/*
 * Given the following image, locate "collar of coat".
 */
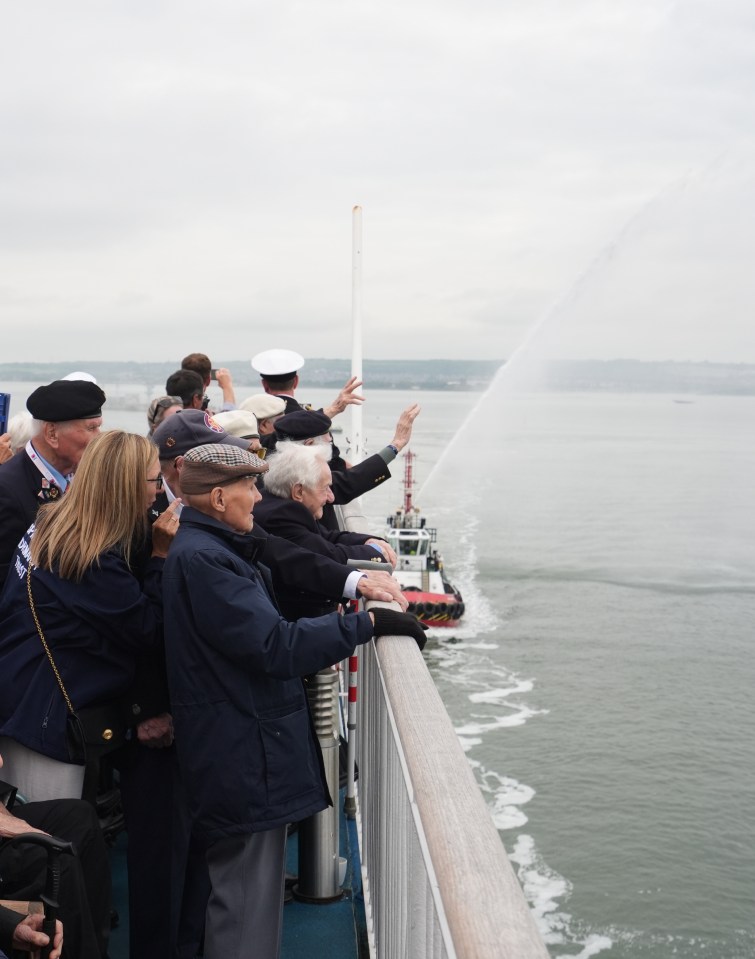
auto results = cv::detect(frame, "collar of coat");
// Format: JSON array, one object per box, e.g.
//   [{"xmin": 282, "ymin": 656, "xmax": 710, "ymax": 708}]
[{"xmin": 177, "ymin": 506, "xmax": 265, "ymax": 564}]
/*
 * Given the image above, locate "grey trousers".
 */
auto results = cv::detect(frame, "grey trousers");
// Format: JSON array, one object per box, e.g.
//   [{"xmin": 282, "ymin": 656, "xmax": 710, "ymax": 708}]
[{"xmin": 204, "ymin": 825, "xmax": 287, "ymax": 959}]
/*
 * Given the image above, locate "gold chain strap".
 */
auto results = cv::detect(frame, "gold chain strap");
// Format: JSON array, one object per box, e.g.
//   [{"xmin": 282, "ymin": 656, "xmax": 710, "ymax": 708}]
[{"xmin": 26, "ymin": 565, "xmax": 76, "ymax": 715}]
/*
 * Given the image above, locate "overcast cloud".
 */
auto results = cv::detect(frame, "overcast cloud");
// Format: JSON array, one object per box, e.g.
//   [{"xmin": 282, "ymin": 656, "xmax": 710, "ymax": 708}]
[{"xmin": 2, "ymin": 0, "xmax": 755, "ymax": 364}]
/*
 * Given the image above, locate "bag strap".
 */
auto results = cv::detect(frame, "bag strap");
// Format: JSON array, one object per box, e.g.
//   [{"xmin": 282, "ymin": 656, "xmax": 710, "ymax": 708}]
[{"xmin": 26, "ymin": 565, "xmax": 76, "ymax": 716}]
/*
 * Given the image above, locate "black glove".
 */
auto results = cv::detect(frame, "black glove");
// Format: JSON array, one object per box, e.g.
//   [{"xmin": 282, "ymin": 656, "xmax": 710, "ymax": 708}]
[{"xmin": 371, "ymin": 608, "xmax": 428, "ymax": 651}]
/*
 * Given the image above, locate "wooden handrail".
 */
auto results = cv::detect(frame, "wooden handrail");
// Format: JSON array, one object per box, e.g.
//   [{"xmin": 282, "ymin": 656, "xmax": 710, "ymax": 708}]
[{"xmin": 343, "ymin": 502, "xmax": 547, "ymax": 959}]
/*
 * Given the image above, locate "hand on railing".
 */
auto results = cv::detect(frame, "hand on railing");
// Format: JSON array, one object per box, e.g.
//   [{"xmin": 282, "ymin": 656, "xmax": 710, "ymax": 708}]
[
  {"xmin": 370, "ymin": 608, "xmax": 428, "ymax": 651},
  {"xmin": 356, "ymin": 570, "xmax": 407, "ymax": 609}
]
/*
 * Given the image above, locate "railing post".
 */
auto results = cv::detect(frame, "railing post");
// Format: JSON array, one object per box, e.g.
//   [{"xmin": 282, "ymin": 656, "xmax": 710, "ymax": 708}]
[
  {"xmin": 295, "ymin": 668, "xmax": 343, "ymax": 902},
  {"xmin": 343, "ymin": 601, "xmax": 360, "ymax": 819}
]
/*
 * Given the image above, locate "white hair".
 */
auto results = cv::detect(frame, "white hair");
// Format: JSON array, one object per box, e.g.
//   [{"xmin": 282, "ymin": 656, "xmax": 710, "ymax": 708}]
[
  {"xmin": 8, "ymin": 411, "xmax": 34, "ymax": 451},
  {"xmin": 30, "ymin": 417, "xmax": 81, "ymax": 439},
  {"xmin": 264, "ymin": 441, "xmax": 330, "ymax": 499}
]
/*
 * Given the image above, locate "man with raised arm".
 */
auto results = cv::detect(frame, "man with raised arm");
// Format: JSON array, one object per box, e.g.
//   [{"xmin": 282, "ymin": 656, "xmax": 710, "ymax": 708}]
[
  {"xmin": 251, "ymin": 349, "xmax": 364, "ymax": 419},
  {"xmin": 151, "ymin": 409, "xmax": 406, "ymax": 609},
  {"xmin": 181, "ymin": 352, "xmax": 237, "ymax": 411}
]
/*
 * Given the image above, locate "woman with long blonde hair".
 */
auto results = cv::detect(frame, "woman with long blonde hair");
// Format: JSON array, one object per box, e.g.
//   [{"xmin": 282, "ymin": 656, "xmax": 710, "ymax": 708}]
[{"xmin": 0, "ymin": 429, "xmax": 179, "ymax": 802}]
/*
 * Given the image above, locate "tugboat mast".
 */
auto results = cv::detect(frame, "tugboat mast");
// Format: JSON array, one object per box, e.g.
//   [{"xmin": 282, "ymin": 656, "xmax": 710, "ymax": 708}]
[{"xmin": 403, "ymin": 450, "xmax": 416, "ymax": 516}]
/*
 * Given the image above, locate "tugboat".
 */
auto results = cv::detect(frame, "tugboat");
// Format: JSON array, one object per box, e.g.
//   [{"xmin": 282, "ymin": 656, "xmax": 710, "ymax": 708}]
[{"xmin": 385, "ymin": 451, "xmax": 465, "ymax": 627}]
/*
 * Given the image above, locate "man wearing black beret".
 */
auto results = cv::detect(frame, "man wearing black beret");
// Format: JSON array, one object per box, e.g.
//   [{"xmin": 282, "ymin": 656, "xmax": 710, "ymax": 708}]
[
  {"xmin": 0, "ymin": 379, "xmax": 105, "ymax": 587},
  {"xmin": 272, "ymin": 404, "xmax": 421, "ymax": 529}
]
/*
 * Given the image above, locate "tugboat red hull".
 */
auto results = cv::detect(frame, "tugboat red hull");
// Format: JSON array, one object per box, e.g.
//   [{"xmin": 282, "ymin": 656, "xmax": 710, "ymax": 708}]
[{"xmin": 402, "ymin": 588, "xmax": 465, "ymax": 627}]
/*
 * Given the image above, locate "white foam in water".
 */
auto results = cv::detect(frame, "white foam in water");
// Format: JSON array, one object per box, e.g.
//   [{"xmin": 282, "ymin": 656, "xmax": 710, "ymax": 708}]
[
  {"xmin": 478, "ymin": 767, "xmax": 535, "ymax": 829},
  {"xmin": 509, "ymin": 835, "xmax": 614, "ymax": 956},
  {"xmin": 557, "ymin": 935, "xmax": 614, "ymax": 959},
  {"xmin": 468, "ymin": 679, "xmax": 534, "ymax": 703},
  {"xmin": 455, "ymin": 704, "xmax": 545, "ymax": 735}
]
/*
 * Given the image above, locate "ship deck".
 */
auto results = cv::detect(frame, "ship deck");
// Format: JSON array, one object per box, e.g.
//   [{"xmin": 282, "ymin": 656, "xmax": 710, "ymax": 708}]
[{"xmin": 108, "ymin": 788, "xmax": 367, "ymax": 959}]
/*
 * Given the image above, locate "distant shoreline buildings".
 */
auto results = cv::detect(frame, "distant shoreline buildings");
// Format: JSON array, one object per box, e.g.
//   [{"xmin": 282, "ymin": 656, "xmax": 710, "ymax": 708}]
[{"xmin": 2, "ymin": 358, "xmax": 755, "ymax": 409}]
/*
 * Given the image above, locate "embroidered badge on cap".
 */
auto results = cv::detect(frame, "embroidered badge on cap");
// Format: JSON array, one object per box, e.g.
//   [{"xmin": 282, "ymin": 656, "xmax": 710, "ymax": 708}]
[{"xmin": 204, "ymin": 411, "xmax": 224, "ymax": 434}]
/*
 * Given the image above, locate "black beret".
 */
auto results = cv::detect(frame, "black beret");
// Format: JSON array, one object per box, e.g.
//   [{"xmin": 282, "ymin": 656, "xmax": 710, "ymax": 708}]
[
  {"xmin": 26, "ymin": 380, "xmax": 106, "ymax": 422},
  {"xmin": 275, "ymin": 409, "xmax": 332, "ymax": 441}
]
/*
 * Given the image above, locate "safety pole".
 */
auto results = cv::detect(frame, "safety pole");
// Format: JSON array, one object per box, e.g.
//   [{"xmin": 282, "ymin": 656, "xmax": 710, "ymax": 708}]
[
  {"xmin": 350, "ymin": 205, "xmax": 364, "ymax": 464},
  {"xmin": 296, "ymin": 669, "xmax": 343, "ymax": 902},
  {"xmin": 343, "ymin": 640, "xmax": 359, "ymax": 819}
]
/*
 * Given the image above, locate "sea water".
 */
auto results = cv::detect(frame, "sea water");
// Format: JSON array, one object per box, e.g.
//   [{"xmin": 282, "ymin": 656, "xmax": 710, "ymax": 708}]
[
  {"xmin": 4, "ymin": 381, "xmax": 753, "ymax": 957},
  {"xmin": 364, "ymin": 387, "xmax": 755, "ymax": 959}
]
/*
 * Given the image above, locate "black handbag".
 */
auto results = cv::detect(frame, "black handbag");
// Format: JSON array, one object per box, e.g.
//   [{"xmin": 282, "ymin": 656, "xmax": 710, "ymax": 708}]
[{"xmin": 27, "ymin": 566, "xmax": 128, "ymax": 764}]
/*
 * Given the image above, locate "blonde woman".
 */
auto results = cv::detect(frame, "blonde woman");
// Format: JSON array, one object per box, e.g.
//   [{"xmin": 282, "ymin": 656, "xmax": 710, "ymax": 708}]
[{"xmin": 0, "ymin": 429, "xmax": 179, "ymax": 802}]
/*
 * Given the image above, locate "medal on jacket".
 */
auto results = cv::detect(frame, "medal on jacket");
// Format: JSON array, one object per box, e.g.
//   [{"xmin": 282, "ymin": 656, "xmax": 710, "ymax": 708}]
[{"xmin": 25, "ymin": 440, "xmax": 68, "ymax": 501}]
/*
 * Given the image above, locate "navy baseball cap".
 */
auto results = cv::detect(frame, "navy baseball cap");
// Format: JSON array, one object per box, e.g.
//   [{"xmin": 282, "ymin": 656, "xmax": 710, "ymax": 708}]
[{"xmin": 151, "ymin": 409, "xmax": 250, "ymax": 459}]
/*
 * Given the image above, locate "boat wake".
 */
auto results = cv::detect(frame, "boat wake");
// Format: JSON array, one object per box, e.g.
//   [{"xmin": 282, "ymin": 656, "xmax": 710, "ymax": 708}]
[
  {"xmin": 425, "ymin": 584, "xmax": 619, "ymax": 959},
  {"xmin": 510, "ymin": 835, "xmax": 614, "ymax": 958}
]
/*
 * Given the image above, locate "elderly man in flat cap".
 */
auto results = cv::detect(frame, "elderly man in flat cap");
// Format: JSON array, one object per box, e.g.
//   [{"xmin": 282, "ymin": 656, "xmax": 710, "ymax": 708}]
[
  {"xmin": 150, "ymin": 412, "xmax": 410, "ymax": 959},
  {"xmin": 0, "ymin": 379, "xmax": 105, "ymax": 587},
  {"xmin": 162, "ymin": 444, "xmax": 426, "ymax": 959}
]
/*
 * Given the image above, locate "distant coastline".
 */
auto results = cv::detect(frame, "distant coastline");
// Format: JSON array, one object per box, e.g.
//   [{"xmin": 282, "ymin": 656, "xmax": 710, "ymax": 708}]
[
  {"xmin": 1, "ymin": 358, "xmax": 502, "ymax": 395},
  {"xmin": 2, "ymin": 359, "xmax": 754, "ymax": 411}
]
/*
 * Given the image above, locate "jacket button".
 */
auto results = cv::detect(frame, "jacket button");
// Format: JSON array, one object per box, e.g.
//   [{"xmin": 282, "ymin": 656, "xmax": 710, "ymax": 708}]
[
  {"xmin": 132, "ymin": 704, "xmax": 142, "ymax": 716},
  {"xmin": 102, "ymin": 729, "xmax": 114, "ymax": 741}
]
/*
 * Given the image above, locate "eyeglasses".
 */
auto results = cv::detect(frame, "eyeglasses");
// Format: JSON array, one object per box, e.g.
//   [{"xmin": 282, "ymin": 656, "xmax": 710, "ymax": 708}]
[{"xmin": 146, "ymin": 473, "xmax": 164, "ymax": 487}]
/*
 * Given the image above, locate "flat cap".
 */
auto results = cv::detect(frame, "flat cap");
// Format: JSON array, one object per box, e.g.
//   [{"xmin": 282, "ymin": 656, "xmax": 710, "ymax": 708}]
[
  {"xmin": 181, "ymin": 443, "xmax": 268, "ymax": 494},
  {"xmin": 213, "ymin": 409, "xmax": 259, "ymax": 440},
  {"xmin": 151, "ymin": 409, "xmax": 249, "ymax": 459},
  {"xmin": 275, "ymin": 409, "xmax": 332, "ymax": 441},
  {"xmin": 251, "ymin": 349, "xmax": 305, "ymax": 379},
  {"xmin": 239, "ymin": 393, "xmax": 286, "ymax": 421},
  {"xmin": 26, "ymin": 380, "xmax": 106, "ymax": 422}
]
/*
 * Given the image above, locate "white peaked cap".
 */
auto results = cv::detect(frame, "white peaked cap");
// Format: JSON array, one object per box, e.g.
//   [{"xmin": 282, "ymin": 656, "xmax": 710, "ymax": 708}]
[
  {"xmin": 251, "ymin": 349, "xmax": 305, "ymax": 377},
  {"xmin": 62, "ymin": 371, "xmax": 98, "ymax": 383}
]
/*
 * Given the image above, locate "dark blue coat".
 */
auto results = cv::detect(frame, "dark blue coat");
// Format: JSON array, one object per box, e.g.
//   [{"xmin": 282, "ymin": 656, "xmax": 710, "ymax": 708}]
[
  {"xmin": 0, "ymin": 528, "xmax": 165, "ymax": 762},
  {"xmin": 162, "ymin": 507, "xmax": 374, "ymax": 843},
  {"xmin": 0, "ymin": 450, "xmax": 51, "ymax": 589},
  {"xmin": 329, "ymin": 450, "xmax": 393, "ymax": 505},
  {"xmin": 253, "ymin": 493, "xmax": 383, "ymax": 565}
]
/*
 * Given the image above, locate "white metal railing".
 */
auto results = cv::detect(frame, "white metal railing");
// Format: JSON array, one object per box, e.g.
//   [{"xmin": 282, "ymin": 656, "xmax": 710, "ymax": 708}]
[{"xmin": 342, "ymin": 506, "xmax": 548, "ymax": 959}]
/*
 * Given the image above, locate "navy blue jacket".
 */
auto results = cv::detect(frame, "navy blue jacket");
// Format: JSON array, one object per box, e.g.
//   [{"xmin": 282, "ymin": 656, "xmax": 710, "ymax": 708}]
[
  {"xmin": 162, "ymin": 507, "xmax": 374, "ymax": 843},
  {"xmin": 329, "ymin": 451, "xmax": 392, "ymax": 505},
  {"xmin": 253, "ymin": 493, "xmax": 384, "ymax": 565},
  {"xmin": 0, "ymin": 450, "xmax": 51, "ymax": 589},
  {"xmin": 0, "ymin": 527, "xmax": 165, "ymax": 762}
]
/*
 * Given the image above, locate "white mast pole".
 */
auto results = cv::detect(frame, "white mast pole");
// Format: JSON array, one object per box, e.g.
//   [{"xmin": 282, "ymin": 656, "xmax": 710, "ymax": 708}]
[{"xmin": 350, "ymin": 205, "xmax": 364, "ymax": 463}]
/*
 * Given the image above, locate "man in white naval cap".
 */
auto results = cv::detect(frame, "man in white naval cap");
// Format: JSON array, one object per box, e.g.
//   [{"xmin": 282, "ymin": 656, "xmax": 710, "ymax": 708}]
[{"xmin": 251, "ymin": 348, "xmax": 365, "ymax": 420}]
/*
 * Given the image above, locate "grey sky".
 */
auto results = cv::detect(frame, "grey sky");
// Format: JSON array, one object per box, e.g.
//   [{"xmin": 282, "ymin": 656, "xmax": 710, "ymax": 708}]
[{"xmin": 2, "ymin": 0, "xmax": 754, "ymax": 364}]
